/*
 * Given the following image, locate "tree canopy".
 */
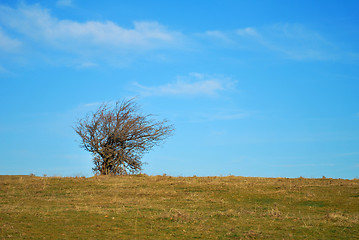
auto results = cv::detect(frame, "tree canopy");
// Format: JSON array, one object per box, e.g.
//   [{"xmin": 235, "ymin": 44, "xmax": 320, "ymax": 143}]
[{"xmin": 74, "ymin": 99, "xmax": 174, "ymax": 175}]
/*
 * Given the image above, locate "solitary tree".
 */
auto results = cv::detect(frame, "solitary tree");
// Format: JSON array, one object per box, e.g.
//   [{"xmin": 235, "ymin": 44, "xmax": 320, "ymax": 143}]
[{"xmin": 74, "ymin": 98, "xmax": 174, "ymax": 175}]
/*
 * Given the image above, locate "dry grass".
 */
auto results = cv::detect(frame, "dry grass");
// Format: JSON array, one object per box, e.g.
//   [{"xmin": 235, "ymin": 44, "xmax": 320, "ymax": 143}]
[{"xmin": 0, "ymin": 175, "xmax": 358, "ymax": 239}]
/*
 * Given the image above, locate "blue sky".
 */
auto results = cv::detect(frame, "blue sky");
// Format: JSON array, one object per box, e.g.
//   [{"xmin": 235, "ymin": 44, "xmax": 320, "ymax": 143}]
[{"xmin": 0, "ymin": 0, "xmax": 358, "ymax": 178}]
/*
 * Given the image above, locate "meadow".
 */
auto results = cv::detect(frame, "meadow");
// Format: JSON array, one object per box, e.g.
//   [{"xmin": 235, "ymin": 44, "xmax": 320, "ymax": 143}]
[{"xmin": 0, "ymin": 175, "xmax": 358, "ymax": 239}]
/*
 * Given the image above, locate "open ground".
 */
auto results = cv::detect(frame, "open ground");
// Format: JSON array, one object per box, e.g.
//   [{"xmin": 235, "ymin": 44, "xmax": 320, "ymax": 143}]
[{"xmin": 1, "ymin": 175, "xmax": 358, "ymax": 239}]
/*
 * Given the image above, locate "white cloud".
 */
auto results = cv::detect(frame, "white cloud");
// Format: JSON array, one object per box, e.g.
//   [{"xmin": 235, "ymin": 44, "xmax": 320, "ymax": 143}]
[
  {"xmin": 0, "ymin": 27, "xmax": 21, "ymax": 51},
  {"xmin": 0, "ymin": 65, "xmax": 8, "ymax": 73},
  {"xmin": 275, "ymin": 163, "xmax": 335, "ymax": 168},
  {"xmin": 270, "ymin": 23, "xmax": 323, "ymax": 41},
  {"xmin": 0, "ymin": 3, "xmax": 182, "ymax": 51},
  {"xmin": 76, "ymin": 61, "xmax": 98, "ymax": 69},
  {"xmin": 213, "ymin": 112, "xmax": 251, "ymax": 120},
  {"xmin": 0, "ymin": 3, "xmax": 337, "ymax": 64},
  {"xmin": 199, "ymin": 24, "xmax": 335, "ymax": 61},
  {"xmin": 56, "ymin": 0, "xmax": 73, "ymax": 7},
  {"xmin": 339, "ymin": 152, "xmax": 359, "ymax": 156},
  {"xmin": 203, "ymin": 30, "xmax": 232, "ymax": 42},
  {"xmin": 263, "ymin": 23, "xmax": 333, "ymax": 60},
  {"xmin": 185, "ymin": 110, "xmax": 252, "ymax": 123},
  {"xmin": 82, "ymin": 102, "xmax": 103, "ymax": 108},
  {"xmin": 200, "ymin": 27, "xmax": 260, "ymax": 43},
  {"xmin": 134, "ymin": 73, "xmax": 236, "ymax": 97},
  {"xmin": 134, "ymin": 80, "xmax": 222, "ymax": 96},
  {"xmin": 236, "ymin": 27, "xmax": 259, "ymax": 37}
]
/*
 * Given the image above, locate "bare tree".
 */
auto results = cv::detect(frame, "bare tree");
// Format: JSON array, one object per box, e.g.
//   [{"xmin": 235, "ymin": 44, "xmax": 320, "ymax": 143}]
[{"xmin": 74, "ymin": 98, "xmax": 174, "ymax": 175}]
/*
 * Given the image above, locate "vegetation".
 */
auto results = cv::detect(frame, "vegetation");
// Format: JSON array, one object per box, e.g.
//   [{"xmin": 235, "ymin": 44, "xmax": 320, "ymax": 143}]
[
  {"xmin": 0, "ymin": 175, "xmax": 358, "ymax": 239},
  {"xmin": 74, "ymin": 98, "xmax": 174, "ymax": 175}
]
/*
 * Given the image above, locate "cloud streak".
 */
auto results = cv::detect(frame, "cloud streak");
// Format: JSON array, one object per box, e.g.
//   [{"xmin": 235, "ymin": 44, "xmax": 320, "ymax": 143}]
[
  {"xmin": 236, "ymin": 27, "xmax": 259, "ymax": 37},
  {"xmin": 133, "ymin": 73, "xmax": 236, "ymax": 97},
  {"xmin": 0, "ymin": 3, "xmax": 183, "ymax": 51},
  {"xmin": 203, "ymin": 24, "xmax": 336, "ymax": 60},
  {"xmin": 0, "ymin": 27, "xmax": 21, "ymax": 51},
  {"xmin": 0, "ymin": 2, "xmax": 345, "ymax": 67},
  {"xmin": 56, "ymin": 0, "xmax": 73, "ymax": 7},
  {"xmin": 191, "ymin": 111, "xmax": 251, "ymax": 123},
  {"xmin": 262, "ymin": 23, "xmax": 334, "ymax": 60},
  {"xmin": 202, "ymin": 30, "xmax": 232, "ymax": 42}
]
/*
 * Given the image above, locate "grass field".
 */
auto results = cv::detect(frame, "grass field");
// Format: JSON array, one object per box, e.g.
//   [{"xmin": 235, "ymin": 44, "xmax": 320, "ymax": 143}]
[{"xmin": 0, "ymin": 175, "xmax": 358, "ymax": 239}]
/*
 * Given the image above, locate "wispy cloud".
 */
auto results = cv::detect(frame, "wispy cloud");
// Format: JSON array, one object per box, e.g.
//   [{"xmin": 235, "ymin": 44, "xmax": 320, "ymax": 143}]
[
  {"xmin": 191, "ymin": 111, "xmax": 251, "ymax": 123},
  {"xmin": 133, "ymin": 73, "xmax": 236, "ymax": 97},
  {"xmin": 0, "ymin": 65, "xmax": 8, "ymax": 73},
  {"xmin": 56, "ymin": 0, "xmax": 73, "ymax": 7},
  {"xmin": 0, "ymin": 3, "xmax": 183, "ymax": 52},
  {"xmin": 82, "ymin": 102, "xmax": 104, "ymax": 108},
  {"xmin": 201, "ymin": 24, "xmax": 336, "ymax": 60},
  {"xmin": 212, "ymin": 112, "xmax": 251, "ymax": 120},
  {"xmin": 339, "ymin": 152, "xmax": 359, "ymax": 156},
  {"xmin": 236, "ymin": 27, "xmax": 259, "ymax": 37},
  {"xmin": 0, "ymin": 2, "xmax": 343, "ymax": 66},
  {"xmin": 275, "ymin": 163, "xmax": 335, "ymax": 168},
  {"xmin": 202, "ymin": 30, "xmax": 232, "ymax": 42},
  {"xmin": 76, "ymin": 61, "xmax": 98, "ymax": 69},
  {"xmin": 0, "ymin": 27, "xmax": 21, "ymax": 51},
  {"xmin": 262, "ymin": 23, "xmax": 334, "ymax": 60}
]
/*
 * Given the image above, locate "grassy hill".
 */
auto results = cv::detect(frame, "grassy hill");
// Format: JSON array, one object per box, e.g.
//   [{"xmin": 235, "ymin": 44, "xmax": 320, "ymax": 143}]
[{"xmin": 1, "ymin": 175, "xmax": 358, "ymax": 239}]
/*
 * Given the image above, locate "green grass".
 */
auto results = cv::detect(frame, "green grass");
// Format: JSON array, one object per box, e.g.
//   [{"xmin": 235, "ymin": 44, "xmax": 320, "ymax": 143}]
[{"xmin": 1, "ymin": 175, "xmax": 358, "ymax": 239}]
